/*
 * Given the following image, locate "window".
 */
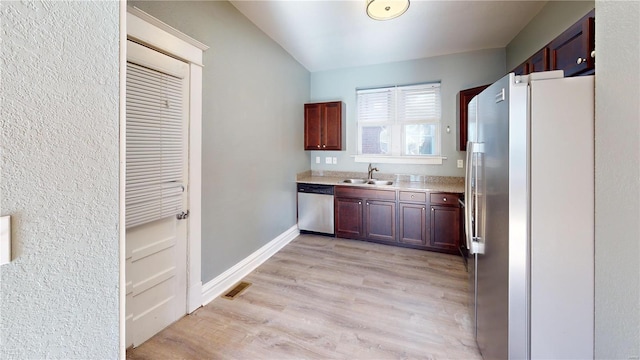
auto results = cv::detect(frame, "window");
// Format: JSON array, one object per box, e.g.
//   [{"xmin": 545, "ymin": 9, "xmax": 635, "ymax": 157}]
[{"xmin": 356, "ymin": 83, "xmax": 441, "ymax": 163}]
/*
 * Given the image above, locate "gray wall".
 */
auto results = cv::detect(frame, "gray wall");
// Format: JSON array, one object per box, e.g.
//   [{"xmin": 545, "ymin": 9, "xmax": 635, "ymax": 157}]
[
  {"xmin": 506, "ymin": 1, "xmax": 595, "ymax": 71},
  {"xmin": 128, "ymin": 1, "xmax": 310, "ymax": 283},
  {"xmin": 309, "ymin": 48, "xmax": 506, "ymax": 177},
  {"xmin": 0, "ymin": 1, "xmax": 120, "ymax": 358},
  {"xmin": 594, "ymin": 1, "xmax": 640, "ymax": 358}
]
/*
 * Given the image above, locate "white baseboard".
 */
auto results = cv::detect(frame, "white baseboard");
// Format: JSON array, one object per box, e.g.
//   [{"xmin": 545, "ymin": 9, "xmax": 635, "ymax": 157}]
[{"xmin": 201, "ymin": 225, "xmax": 299, "ymax": 306}]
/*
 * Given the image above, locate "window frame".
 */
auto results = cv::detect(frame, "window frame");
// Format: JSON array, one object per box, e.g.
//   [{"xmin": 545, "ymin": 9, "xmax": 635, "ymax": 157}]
[{"xmin": 355, "ymin": 82, "xmax": 444, "ymax": 165}]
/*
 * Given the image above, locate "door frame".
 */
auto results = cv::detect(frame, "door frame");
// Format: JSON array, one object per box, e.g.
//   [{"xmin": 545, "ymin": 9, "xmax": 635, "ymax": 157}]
[{"xmin": 119, "ymin": 5, "xmax": 209, "ymax": 356}]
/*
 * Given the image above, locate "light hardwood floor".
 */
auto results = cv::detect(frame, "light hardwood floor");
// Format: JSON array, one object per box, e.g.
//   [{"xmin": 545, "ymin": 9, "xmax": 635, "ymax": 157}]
[{"xmin": 127, "ymin": 234, "xmax": 481, "ymax": 359}]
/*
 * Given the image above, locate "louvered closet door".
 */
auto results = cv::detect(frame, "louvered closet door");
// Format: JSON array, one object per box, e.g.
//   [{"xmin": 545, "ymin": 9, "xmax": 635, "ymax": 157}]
[{"xmin": 125, "ymin": 40, "xmax": 189, "ymax": 348}]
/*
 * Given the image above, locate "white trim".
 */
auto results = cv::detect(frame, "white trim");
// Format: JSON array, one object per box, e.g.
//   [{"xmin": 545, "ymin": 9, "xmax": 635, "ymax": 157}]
[
  {"xmin": 353, "ymin": 155, "xmax": 446, "ymax": 165},
  {"xmin": 119, "ymin": 1, "xmax": 126, "ymax": 357},
  {"xmin": 127, "ymin": 8, "xmax": 207, "ymax": 66},
  {"xmin": 128, "ymin": 6, "xmax": 209, "ymax": 52},
  {"xmin": 187, "ymin": 64, "xmax": 203, "ymax": 313},
  {"xmin": 201, "ymin": 226, "xmax": 300, "ymax": 306}
]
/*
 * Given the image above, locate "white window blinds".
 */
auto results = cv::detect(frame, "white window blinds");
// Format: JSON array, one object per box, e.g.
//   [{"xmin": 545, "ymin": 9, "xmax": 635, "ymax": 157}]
[
  {"xmin": 357, "ymin": 82, "xmax": 442, "ymax": 157},
  {"xmin": 397, "ymin": 83, "xmax": 441, "ymax": 123},
  {"xmin": 126, "ymin": 62, "xmax": 184, "ymax": 228},
  {"xmin": 356, "ymin": 88, "xmax": 395, "ymax": 123}
]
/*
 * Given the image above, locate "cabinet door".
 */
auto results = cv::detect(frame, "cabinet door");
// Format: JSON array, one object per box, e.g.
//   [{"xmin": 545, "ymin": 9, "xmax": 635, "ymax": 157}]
[
  {"xmin": 528, "ymin": 47, "xmax": 550, "ymax": 73},
  {"xmin": 399, "ymin": 202, "xmax": 426, "ymax": 246},
  {"xmin": 430, "ymin": 205, "xmax": 460, "ymax": 253},
  {"xmin": 512, "ymin": 63, "xmax": 528, "ymax": 76},
  {"xmin": 322, "ymin": 102, "xmax": 342, "ymax": 150},
  {"xmin": 549, "ymin": 12, "xmax": 594, "ymax": 77},
  {"xmin": 304, "ymin": 103, "xmax": 322, "ymax": 150},
  {"xmin": 335, "ymin": 197, "xmax": 363, "ymax": 239},
  {"xmin": 365, "ymin": 200, "xmax": 396, "ymax": 243},
  {"xmin": 458, "ymin": 85, "xmax": 489, "ymax": 151}
]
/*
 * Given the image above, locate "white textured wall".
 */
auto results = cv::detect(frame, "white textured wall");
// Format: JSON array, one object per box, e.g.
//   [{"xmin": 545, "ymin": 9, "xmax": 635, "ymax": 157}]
[
  {"xmin": 0, "ymin": 1, "xmax": 120, "ymax": 358},
  {"xmin": 594, "ymin": 1, "xmax": 640, "ymax": 358}
]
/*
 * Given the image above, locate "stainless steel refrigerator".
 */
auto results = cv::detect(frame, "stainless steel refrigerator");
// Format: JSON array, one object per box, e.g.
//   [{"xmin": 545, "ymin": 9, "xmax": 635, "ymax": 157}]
[{"xmin": 464, "ymin": 71, "xmax": 594, "ymax": 359}]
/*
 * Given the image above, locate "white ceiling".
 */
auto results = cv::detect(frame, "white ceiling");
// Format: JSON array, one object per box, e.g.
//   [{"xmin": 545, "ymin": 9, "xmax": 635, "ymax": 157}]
[{"xmin": 230, "ymin": 0, "xmax": 547, "ymax": 72}]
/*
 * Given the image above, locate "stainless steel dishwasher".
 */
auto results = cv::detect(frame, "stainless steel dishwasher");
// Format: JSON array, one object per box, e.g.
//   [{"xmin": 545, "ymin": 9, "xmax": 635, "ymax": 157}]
[{"xmin": 297, "ymin": 183, "xmax": 334, "ymax": 235}]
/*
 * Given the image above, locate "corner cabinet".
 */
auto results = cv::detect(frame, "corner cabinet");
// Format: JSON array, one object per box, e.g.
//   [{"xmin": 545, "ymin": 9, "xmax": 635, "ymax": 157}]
[{"xmin": 304, "ymin": 101, "xmax": 345, "ymax": 151}]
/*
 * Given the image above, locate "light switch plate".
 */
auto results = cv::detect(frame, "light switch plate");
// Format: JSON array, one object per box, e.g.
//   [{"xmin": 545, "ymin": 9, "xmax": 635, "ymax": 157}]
[
  {"xmin": 1, "ymin": 216, "xmax": 11, "ymax": 265},
  {"xmin": 332, "ymin": 157, "xmax": 337, "ymax": 164},
  {"xmin": 315, "ymin": 156, "xmax": 320, "ymax": 164},
  {"xmin": 457, "ymin": 159, "xmax": 464, "ymax": 168}
]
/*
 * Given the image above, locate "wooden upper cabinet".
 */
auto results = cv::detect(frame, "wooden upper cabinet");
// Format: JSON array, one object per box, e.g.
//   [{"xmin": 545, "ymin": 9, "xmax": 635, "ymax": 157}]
[
  {"xmin": 527, "ymin": 47, "xmax": 550, "ymax": 73},
  {"xmin": 304, "ymin": 101, "xmax": 345, "ymax": 151},
  {"xmin": 512, "ymin": 63, "xmax": 527, "ymax": 76},
  {"xmin": 511, "ymin": 9, "xmax": 595, "ymax": 78},
  {"xmin": 511, "ymin": 48, "xmax": 550, "ymax": 75},
  {"xmin": 549, "ymin": 10, "xmax": 595, "ymax": 77},
  {"xmin": 458, "ymin": 84, "xmax": 489, "ymax": 151}
]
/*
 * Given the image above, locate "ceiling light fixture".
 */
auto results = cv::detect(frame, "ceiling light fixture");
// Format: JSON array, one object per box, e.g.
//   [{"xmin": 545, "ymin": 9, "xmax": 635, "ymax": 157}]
[{"xmin": 366, "ymin": 0, "xmax": 410, "ymax": 21}]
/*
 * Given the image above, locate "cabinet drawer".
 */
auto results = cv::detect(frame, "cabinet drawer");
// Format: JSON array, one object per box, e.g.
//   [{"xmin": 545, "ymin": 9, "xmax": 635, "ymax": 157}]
[
  {"xmin": 399, "ymin": 191, "xmax": 426, "ymax": 203},
  {"xmin": 430, "ymin": 193, "xmax": 459, "ymax": 206}
]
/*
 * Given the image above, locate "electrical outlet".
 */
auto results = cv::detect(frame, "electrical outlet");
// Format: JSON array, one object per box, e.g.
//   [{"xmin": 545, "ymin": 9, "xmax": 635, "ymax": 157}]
[
  {"xmin": 457, "ymin": 159, "xmax": 464, "ymax": 168},
  {"xmin": 325, "ymin": 157, "xmax": 332, "ymax": 164},
  {"xmin": 315, "ymin": 156, "xmax": 320, "ymax": 164},
  {"xmin": 332, "ymin": 157, "xmax": 337, "ymax": 164}
]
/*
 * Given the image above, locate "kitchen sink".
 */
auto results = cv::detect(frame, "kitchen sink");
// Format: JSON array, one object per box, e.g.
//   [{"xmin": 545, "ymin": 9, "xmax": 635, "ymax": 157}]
[
  {"xmin": 367, "ymin": 180, "xmax": 393, "ymax": 186},
  {"xmin": 343, "ymin": 179, "xmax": 368, "ymax": 184},
  {"xmin": 342, "ymin": 179, "xmax": 393, "ymax": 186}
]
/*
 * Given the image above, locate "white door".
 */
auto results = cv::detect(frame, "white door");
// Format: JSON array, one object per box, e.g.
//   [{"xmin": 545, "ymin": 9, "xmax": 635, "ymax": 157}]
[{"xmin": 125, "ymin": 40, "xmax": 189, "ymax": 348}]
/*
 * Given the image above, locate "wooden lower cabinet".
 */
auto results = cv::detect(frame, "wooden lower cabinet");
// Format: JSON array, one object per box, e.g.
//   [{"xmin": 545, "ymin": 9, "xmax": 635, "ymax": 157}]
[
  {"xmin": 334, "ymin": 186, "xmax": 461, "ymax": 254},
  {"xmin": 334, "ymin": 186, "xmax": 395, "ymax": 242},
  {"xmin": 365, "ymin": 200, "xmax": 396, "ymax": 243},
  {"xmin": 430, "ymin": 205, "xmax": 461, "ymax": 253},
  {"xmin": 335, "ymin": 197, "xmax": 364, "ymax": 239},
  {"xmin": 398, "ymin": 202, "xmax": 427, "ymax": 246}
]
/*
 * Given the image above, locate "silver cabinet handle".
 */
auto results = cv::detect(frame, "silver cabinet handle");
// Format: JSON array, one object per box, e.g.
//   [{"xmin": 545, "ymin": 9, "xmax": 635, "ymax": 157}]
[
  {"xmin": 317, "ymin": 145, "xmax": 320, "ymax": 148},
  {"xmin": 591, "ymin": 50, "xmax": 595, "ymax": 58},
  {"xmin": 411, "ymin": 194, "xmax": 415, "ymax": 199},
  {"xmin": 443, "ymin": 197, "xmax": 447, "ymax": 202},
  {"xmin": 366, "ymin": 202, "xmax": 369, "ymax": 206},
  {"xmin": 431, "ymin": 207, "xmax": 434, "ymax": 212},
  {"xmin": 322, "ymin": 144, "xmax": 326, "ymax": 148},
  {"xmin": 577, "ymin": 57, "xmax": 586, "ymax": 64},
  {"xmin": 358, "ymin": 201, "xmax": 362, "ymax": 205}
]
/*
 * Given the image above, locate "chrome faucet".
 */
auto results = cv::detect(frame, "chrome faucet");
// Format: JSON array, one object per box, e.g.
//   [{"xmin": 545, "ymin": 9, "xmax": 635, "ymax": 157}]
[{"xmin": 367, "ymin": 163, "xmax": 379, "ymax": 180}]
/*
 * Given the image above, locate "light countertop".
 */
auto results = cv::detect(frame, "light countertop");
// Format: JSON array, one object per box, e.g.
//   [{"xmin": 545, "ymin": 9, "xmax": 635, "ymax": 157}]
[{"xmin": 296, "ymin": 172, "xmax": 464, "ymax": 194}]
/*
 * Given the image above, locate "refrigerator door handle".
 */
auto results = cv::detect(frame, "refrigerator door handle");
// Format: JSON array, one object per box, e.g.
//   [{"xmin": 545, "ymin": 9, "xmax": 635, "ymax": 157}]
[
  {"xmin": 470, "ymin": 142, "xmax": 485, "ymax": 255},
  {"xmin": 465, "ymin": 141, "xmax": 474, "ymax": 251}
]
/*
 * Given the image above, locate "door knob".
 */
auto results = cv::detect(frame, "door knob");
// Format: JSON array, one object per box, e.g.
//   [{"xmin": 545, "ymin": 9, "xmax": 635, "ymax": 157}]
[{"xmin": 177, "ymin": 210, "xmax": 190, "ymax": 220}]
